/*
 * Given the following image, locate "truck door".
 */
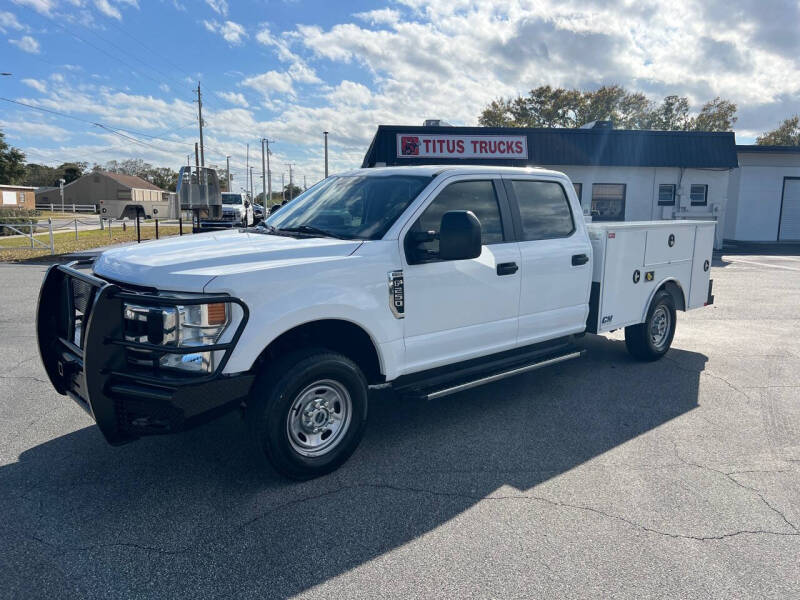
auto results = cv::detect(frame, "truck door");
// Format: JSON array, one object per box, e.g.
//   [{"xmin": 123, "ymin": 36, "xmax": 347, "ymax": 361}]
[
  {"xmin": 400, "ymin": 177, "xmax": 521, "ymax": 373},
  {"xmin": 503, "ymin": 177, "xmax": 592, "ymax": 345}
]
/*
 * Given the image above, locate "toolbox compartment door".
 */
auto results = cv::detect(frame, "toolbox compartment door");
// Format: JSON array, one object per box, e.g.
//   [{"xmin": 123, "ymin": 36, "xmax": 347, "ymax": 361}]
[
  {"xmin": 644, "ymin": 226, "xmax": 694, "ymax": 266},
  {"xmin": 688, "ymin": 224, "xmax": 715, "ymax": 309}
]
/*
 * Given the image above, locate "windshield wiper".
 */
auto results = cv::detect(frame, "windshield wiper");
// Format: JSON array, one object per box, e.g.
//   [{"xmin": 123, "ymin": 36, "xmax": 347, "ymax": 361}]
[{"xmin": 278, "ymin": 225, "xmax": 344, "ymax": 239}]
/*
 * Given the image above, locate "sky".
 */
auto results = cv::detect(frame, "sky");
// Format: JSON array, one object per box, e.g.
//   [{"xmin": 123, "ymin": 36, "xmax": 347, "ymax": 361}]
[{"xmin": 1, "ymin": 0, "xmax": 799, "ymax": 189}]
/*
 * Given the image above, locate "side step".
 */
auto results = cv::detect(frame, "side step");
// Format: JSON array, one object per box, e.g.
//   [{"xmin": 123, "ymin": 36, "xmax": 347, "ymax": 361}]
[{"xmin": 424, "ymin": 350, "xmax": 584, "ymax": 400}]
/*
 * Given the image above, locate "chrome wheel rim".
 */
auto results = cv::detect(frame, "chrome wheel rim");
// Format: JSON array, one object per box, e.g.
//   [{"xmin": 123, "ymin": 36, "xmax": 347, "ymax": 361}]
[
  {"xmin": 649, "ymin": 305, "xmax": 671, "ymax": 350},
  {"xmin": 286, "ymin": 379, "xmax": 352, "ymax": 458}
]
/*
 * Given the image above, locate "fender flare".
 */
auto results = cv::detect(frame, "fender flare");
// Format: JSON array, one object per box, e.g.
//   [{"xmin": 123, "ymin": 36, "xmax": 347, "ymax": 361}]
[{"xmin": 641, "ymin": 278, "xmax": 686, "ymax": 322}]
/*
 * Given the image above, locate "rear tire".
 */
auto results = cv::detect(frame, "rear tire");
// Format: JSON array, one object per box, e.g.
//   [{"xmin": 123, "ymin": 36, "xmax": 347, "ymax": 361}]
[
  {"xmin": 246, "ymin": 348, "xmax": 368, "ymax": 480},
  {"xmin": 624, "ymin": 289, "xmax": 676, "ymax": 361}
]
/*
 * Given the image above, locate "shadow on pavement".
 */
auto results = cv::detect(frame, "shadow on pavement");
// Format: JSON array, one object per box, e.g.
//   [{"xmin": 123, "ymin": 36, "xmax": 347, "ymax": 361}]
[{"xmin": 0, "ymin": 334, "xmax": 705, "ymax": 598}]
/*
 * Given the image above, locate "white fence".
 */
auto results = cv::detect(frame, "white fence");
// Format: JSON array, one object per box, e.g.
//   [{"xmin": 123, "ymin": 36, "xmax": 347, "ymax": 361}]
[
  {"xmin": 35, "ymin": 202, "xmax": 98, "ymax": 214},
  {"xmin": 0, "ymin": 219, "xmax": 55, "ymax": 254}
]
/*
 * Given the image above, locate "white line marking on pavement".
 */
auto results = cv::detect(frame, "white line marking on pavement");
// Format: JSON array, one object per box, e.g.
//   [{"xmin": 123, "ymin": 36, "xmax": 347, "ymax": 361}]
[{"xmin": 727, "ymin": 258, "xmax": 800, "ymax": 272}]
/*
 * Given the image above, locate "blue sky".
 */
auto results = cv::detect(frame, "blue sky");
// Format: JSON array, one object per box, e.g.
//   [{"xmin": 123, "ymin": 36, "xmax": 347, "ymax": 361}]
[{"xmin": 2, "ymin": 0, "xmax": 800, "ymax": 188}]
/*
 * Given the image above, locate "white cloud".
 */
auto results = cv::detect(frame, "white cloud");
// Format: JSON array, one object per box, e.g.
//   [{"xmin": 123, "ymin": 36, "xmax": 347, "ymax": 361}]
[
  {"xmin": 205, "ymin": 0, "xmax": 227, "ymax": 16},
  {"xmin": 241, "ymin": 70, "xmax": 294, "ymax": 98},
  {"xmin": 159, "ymin": 83, "xmax": 170, "ymax": 93},
  {"xmin": 255, "ymin": 25, "xmax": 321, "ymax": 84},
  {"xmin": 354, "ymin": 8, "xmax": 401, "ymax": 26},
  {"xmin": 0, "ymin": 119, "xmax": 71, "ymax": 141},
  {"xmin": 93, "ymin": 0, "xmax": 138, "ymax": 20},
  {"xmin": 94, "ymin": 0, "xmax": 121, "ymax": 19},
  {"xmin": 0, "ymin": 11, "xmax": 28, "ymax": 33},
  {"xmin": 9, "ymin": 35, "xmax": 40, "ymax": 53},
  {"xmin": 22, "ymin": 78, "xmax": 47, "ymax": 93},
  {"xmin": 10, "ymin": 0, "xmax": 54, "ymax": 16},
  {"xmin": 203, "ymin": 19, "xmax": 247, "ymax": 45},
  {"xmin": 216, "ymin": 91, "xmax": 249, "ymax": 107}
]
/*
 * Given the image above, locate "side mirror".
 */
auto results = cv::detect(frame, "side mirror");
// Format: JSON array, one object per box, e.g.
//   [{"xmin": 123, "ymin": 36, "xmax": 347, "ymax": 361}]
[{"xmin": 439, "ymin": 210, "xmax": 481, "ymax": 261}]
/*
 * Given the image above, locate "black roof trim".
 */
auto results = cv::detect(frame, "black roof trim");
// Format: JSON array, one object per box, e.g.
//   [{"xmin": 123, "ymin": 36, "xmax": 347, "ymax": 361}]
[
  {"xmin": 363, "ymin": 125, "xmax": 739, "ymax": 169},
  {"xmin": 736, "ymin": 144, "xmax": 800, "ymax": 153}
]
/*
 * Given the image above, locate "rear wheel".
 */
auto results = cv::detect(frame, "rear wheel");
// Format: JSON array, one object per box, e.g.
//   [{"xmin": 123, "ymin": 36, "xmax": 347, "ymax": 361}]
[
  {"xmin": 624, "ymin": 289, "xmax": 676, "ymax": 361},
  {"xmin": 247, "ymin": 349, "xmax": 368, "ymax": 480}
]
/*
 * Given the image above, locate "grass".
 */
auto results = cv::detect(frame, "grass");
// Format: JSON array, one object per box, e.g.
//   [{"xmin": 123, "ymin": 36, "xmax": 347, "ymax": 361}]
[{"xmin": 0, "ymin": 222, "xmax": 191, "ymax": 263}]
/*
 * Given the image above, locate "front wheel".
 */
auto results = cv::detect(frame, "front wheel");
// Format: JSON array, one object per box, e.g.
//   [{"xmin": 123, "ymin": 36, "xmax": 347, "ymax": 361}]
[
  {"xmin": 624, "ymin": 289, "xmax": 676, "ymax": 361},
  {"xmin": 247, "ymin": 349, "xmax": 368, "ymax": 480}
]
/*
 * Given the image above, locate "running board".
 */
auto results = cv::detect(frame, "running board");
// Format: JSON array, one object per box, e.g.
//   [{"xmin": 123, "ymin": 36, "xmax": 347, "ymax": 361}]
[{"xmin": 425, "ymin": 350, "xmax": 585, "ymax": 401}]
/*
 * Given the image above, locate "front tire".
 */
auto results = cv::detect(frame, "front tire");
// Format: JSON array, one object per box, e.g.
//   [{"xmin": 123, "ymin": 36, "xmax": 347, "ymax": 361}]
[
  {"xmin": 624, "ymin": 289, "xmax": 676, "ymax": 361},
  {"xmin": 247, "ymin": 349, "xmax": 368, "ymax": 480}
]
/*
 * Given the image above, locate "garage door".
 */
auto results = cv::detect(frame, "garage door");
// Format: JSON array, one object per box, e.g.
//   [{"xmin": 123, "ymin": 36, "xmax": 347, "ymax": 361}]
[{"xmin": 779, "ymin": 178, "xmax": 800, "ymax": 241}]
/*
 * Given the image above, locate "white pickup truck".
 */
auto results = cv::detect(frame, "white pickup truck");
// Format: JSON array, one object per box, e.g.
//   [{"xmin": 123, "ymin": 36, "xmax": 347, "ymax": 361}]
[{"xmin": 37, "ymin": 166, "xmax": 715, "ymax": 479}]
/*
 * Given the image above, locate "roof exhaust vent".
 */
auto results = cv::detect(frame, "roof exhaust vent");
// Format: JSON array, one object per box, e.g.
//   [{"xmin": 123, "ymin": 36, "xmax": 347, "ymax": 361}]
[
  {"xmin": 423, "ymin": 119, "xmax": 453, "ymax": 127},
  {"xmin": 580, "ymin": 120, "xmax": 614, "ymax": 130}
]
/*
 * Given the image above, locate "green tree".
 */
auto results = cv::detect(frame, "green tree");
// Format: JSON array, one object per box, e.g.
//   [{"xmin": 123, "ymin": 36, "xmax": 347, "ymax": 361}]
[
  {"xmin": 756, "ymin": 116, "xmax": 800, "ymax": 146},
  {"xmin": 478, "ymin": 87, "xmax": 737, "ymax": 132},
  {"xmin": 691, "ymin": 97, "xmax": 738, "ymax": 132},
  {"xmin": 283, "ymin": 183, "xmax": 303, "ymax": 200},
  {"xmin": 0, "ymin": 129, "xmax": 26, "ymax": 184},
  {"xmin": 143, "ymin": 167, "xmax": 178, "ymax": 191}
]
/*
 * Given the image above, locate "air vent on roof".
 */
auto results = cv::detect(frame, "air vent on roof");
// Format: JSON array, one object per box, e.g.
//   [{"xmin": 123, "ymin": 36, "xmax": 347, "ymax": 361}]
[
  {"xmin": 423, "ymin": 119, "xmax": 453, "ymax": 127},
  {"xmin": 580, "ymin": 120, "xmax": 614, "ymax": 130}
]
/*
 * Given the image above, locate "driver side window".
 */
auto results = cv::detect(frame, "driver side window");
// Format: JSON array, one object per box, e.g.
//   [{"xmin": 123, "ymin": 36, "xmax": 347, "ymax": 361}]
[{"xmin": 410, "ymin": 180, "xmax": 504, "ymax": 261}]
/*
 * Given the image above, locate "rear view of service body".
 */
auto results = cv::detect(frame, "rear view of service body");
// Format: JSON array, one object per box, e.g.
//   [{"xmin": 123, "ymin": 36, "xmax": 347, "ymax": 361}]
[{"xmin": 37, "ymin": 166, "xmax": 715, "ymax": 479}]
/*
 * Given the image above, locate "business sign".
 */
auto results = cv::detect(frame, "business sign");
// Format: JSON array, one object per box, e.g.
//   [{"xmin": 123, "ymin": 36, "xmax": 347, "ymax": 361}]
[{"xmin": 396, "ymin": 134, "xmax": 528, "ymax": 160}]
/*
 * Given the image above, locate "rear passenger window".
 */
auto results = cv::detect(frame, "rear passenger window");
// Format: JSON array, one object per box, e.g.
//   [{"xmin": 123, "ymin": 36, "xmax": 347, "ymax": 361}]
[
  {"xmin": 413, "ymin": 180, "xmax": 504, "ymax": 258},
  {"xmin": 511, "ymin": 180, "xmax": 575, "ymax": 240}
]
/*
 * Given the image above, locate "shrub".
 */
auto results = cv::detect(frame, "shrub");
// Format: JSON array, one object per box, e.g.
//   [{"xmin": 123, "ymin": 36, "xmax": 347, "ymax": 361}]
[{"xmin": 0, "ymin": 207, "xmax": 40, "ymax": 236}]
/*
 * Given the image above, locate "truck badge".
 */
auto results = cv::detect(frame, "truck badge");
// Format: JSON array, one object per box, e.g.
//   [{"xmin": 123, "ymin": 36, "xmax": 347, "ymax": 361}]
[{"xmin": 388, "ymin": 271, "xmax": 405, "ymax": 319}]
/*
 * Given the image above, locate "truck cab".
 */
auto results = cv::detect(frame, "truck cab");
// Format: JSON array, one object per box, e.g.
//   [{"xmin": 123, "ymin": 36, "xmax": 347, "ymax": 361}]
[{"xmin": 36, "ymin": 166, "xmax": 715, "ymax": 480}]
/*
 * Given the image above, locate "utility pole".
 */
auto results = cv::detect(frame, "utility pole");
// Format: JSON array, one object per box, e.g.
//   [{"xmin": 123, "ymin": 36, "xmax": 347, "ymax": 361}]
[
  {"xmin": 281, "ymin": 173, "xmax": 285, "ymax": 202},
  {"xmin": 265, "ymin": 139, "xmax": 273, "ymax": 205},
  {"xmin": 226, "ymin": 156, "xmax": 231, "ymax": 192},
  {"xmin": 195, "ymin": 82, "xmax": 205, "ymax": 167},
  {"xmin": 287, "ymin": 164, "xmax": 295, "ymax": 202},
  {"xmin": 187, "ymin": 154, "xmax": 191, "ymax": 167},
  {"xmin": 245, "ymin": 143, "xmax": 249, "ymax": 197},
  {"xmin": 194, "ymin": 142, "xmax": 199, "ymax": 170},
  {"xmin": 323, "ymin": 131, "xmax": 329, "ymax": 178},
  {"xmin": 260, "ymin": 139, "xmax": 266, "ymax": 206},
  {"xmin": 303, "ymin": 175, "xmax": 307, "ymax": 191},
  {"xmin": 249, "ymin": 167, "xmax": 254, "ymax": 201}
]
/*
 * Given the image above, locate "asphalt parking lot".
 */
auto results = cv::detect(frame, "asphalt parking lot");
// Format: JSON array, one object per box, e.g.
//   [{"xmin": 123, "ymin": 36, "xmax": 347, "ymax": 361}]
[{"xmin": 1, "ymin": 253, "xmax": 799, "ymax": 599}]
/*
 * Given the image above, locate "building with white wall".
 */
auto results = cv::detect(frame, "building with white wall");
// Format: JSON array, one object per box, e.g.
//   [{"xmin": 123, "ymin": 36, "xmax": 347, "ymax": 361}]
[
  {"xmin": 725, "ymin": 146, "xmax": 800, "ymax": 242},
  {"xmin": 363, "ymin": 123, "xmax": 738, "ymax": 248}
]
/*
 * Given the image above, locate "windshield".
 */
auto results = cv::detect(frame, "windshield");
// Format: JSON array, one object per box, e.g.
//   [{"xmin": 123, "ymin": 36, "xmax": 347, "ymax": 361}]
[
  {"xmin": 265, "ymin": 174, "xmax": 432, "ymax": 240},
  {"xmin": 222, "ymin": 193, "xmax": 243, "ymax": 205}
]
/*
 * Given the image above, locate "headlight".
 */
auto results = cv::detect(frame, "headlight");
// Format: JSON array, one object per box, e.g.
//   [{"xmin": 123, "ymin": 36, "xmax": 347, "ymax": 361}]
[{"xmin": 123, "ymin": 301, "xmax": 230, "ymax": 373}]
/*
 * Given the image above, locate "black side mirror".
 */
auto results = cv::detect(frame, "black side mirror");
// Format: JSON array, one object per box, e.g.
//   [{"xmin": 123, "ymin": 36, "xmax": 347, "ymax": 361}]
[{"xmin": 439, "ymin": 210, "xmax": 481, "ymax": 261}]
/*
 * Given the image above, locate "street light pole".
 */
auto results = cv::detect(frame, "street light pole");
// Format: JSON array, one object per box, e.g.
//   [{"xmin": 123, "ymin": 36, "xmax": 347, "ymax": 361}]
[
  {"xmin": 59, "ymin": 178, "xmax": 65, "ymax": 213},
  {"xmin": 226, "ymin": 156, "xmax": 231, "ymax": 192},
  {"xmin": 323, "ymin": 131, "xmax": 329, "ymax": 178}
]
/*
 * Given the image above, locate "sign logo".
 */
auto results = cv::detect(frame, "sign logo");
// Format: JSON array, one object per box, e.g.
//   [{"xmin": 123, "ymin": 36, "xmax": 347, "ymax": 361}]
[
  {"xmin": 400, "ymin": 136, "xmax": 420, "ymax": 156},
  {"xmin": 396, "ymin": 134, "xmax": 528, "ymax": 160}
]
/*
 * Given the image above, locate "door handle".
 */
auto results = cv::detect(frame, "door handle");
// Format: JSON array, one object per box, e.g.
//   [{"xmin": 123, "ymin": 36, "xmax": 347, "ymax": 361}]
[
  {"xmin": 497, "ymin": 262, "xmax": 519, "ymax": 276},
  {"xmin": 571, "ymin": 254, "xmax": 589, "ymax": 266}
]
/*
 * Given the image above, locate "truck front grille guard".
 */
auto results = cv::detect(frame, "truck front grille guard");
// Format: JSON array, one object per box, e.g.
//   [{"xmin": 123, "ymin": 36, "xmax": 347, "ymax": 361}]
[{"xmin": 38, "ymin": 259, "xmax": 250, "ymax": 402}]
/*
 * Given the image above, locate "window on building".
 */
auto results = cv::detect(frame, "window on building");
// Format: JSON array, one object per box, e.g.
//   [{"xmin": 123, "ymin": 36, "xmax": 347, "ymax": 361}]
[
  {"xmin": 690, "ymin": 184, "xmax": 708, "ymax": 206},
  {"xmin": 573, "ymin": 182, "xmax": 582, "ymax": 202},
  {"xmin": 511, "ymin": 180, "xmax": 575, "ymax": 240},
  {"xmin": 591, "ymin": 183, "xmax": 626, "ymax": 221},
  {"xmin": 658, "ymin": 184, "xmax": 676, "ymax": 206},
  {"xmin": 412, "ymin": 180, "xmax": 504, "ymax": 260}
]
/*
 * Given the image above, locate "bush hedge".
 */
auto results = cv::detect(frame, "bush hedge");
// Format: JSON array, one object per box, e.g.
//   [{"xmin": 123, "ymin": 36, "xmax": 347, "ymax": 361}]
[{"xmin": 0, "ymin": 207, "xmax": 41, "ymax": 236}]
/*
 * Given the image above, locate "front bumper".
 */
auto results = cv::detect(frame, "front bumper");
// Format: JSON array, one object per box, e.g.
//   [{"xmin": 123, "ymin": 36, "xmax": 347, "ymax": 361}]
[{"xmin": 36, "ymin": 260, "xmax": 254, "ymax": 445}]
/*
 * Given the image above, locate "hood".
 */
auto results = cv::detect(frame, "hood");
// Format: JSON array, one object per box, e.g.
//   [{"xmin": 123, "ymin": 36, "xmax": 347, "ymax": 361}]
[{"xmin": 93, "ymin": 229, "xmax": 362, "ymax": 292}]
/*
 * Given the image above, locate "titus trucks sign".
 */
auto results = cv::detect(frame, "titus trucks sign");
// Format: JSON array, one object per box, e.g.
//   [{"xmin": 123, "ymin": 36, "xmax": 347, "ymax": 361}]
[{"xmin": 397, "ymin": 134, "xmax": 528, "ymax": 160}]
